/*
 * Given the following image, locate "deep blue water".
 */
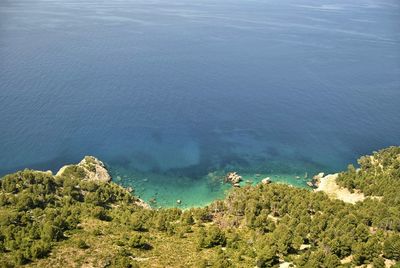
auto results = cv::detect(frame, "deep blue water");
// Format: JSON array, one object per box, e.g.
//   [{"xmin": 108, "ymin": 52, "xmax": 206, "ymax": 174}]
[{"xmin": 1, "ymin": 0, "xmax": 399, "ymax": 206}]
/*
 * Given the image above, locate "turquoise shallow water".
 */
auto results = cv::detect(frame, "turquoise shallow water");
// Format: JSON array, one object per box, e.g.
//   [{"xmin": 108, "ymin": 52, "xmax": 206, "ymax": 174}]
[
  {"xmin": 0, "ymin": 0, "xmax": 399, "ymax": 207},
  {"xmin": 111, "ymin": 166, "xmax": 311, "ymax": 208},
  {"xmin": 109, "ymin": 146, "xmax": 329, "ymax": 208}
]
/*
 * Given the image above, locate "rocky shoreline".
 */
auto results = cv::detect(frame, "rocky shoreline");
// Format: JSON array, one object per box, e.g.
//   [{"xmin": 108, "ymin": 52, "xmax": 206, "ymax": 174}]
[
  {"xmin": 52, "ymin": 156, "xmax": 367, "ymax": 208},
  {"xmin": 224, "ymin": 172, "xmax": 272, "ymax": 188},
  {"xmin": 56, "ymin": 156, "xmax": 151, "ymax": 209},
  {"xmin": 56, "ymin": 156, "xmax": 112, "ymax": 182}
]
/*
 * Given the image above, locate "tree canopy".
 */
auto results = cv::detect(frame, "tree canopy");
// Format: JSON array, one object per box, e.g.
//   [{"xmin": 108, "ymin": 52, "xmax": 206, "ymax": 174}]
[{"xmin": 0, "ymin": 147, "xmax": 399, "ymax": 267}]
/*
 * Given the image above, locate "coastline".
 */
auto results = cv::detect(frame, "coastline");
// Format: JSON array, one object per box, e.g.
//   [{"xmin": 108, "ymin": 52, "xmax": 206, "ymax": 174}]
[
  {"xmin": 7, "ymin": 155, "xmax": 369, "ymax": 208},
  {"xmin": 314, "ymin": 173, "xmax": 365, "ymax": 204},
  {"xmin": 42, "ymin": 156, "xmax": 317, "ymax": 209},
  {"xmin": 111, "ymin": 167, "xmax": 313, "ymax": 209}
]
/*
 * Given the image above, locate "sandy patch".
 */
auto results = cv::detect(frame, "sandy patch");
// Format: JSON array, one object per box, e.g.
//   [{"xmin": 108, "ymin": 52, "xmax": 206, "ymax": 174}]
[{"xmin": 315, "ymin": 174, "xmax": 365, "ymax": 204}]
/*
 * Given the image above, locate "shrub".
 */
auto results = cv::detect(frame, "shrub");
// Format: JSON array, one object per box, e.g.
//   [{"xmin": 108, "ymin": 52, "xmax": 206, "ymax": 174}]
[
  {"xmin": 77, "ymin": 239, "xmax": 89, "ymax": 249},
  {"xmin": 129, "ymin": 234, "xmax": 151, "ymax": 250}
]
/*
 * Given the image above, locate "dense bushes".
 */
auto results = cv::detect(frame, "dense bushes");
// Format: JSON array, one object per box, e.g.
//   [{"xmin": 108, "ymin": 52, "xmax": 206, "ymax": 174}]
[
  {"xmin": 384, "ymin": 234, "xmax": 400, "ymax": 261},
  {"xmin": 198, "ymin": 226, "xmax": 226, "ymax": 248},
  {"xmin": 0, "ymin": 147, "xmax": 399, "ymax": 267},
  {"xmin": 128, "ymin": 234, "xmax": 151, "ymax": 250},
  {"xmin": 0, "ymin": 169, "xmax": 141, "ymax": 265}
]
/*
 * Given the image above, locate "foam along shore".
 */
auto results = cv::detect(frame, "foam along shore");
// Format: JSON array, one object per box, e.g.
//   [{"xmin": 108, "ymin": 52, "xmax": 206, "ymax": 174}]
[{"xmin": 314, "ymin": 173, "xmax": 365, "ymax": 204}]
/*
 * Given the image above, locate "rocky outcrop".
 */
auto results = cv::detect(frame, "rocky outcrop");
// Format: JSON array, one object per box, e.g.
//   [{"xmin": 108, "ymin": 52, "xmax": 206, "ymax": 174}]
[
  {"xmin": 135, "ymin": 198, "xmax": 152, "ymax": 209},
  {"xmin": 48, "ymin": 156, "xmax": 153, "ymax": 209},
  {"xmin": 56, "ymin": 156, "xmax": 112, "ymax": 182},
  {"xmin": 79, "ymin": 156, "xmax": 112, "ymax": 182},
  {"xmin": 307, "ymin": 172, "xmax": 324, "ymax": 187},
  {"xmin": 261, "ymin": 177, "xmax": 271, "ymax": 185},
  {"xmin": 225, "ymin": 172, "xmax": 242, "ymax": 186}
]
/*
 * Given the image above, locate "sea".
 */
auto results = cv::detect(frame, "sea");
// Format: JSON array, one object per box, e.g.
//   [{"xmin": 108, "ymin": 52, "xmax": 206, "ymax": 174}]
[{"xmin": 1, "ymin": 0, "xmax": 399, "ymax": 207}]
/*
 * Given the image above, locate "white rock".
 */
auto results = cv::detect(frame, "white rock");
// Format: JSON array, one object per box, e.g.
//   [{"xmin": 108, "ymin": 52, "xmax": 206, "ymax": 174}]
[{"xmin": 261, "ymin": 177, "xmax": 271, "ymax": 184}]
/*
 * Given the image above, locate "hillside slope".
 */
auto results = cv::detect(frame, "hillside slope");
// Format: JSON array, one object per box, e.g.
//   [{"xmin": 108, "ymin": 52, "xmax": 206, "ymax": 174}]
[{"xmin": 1, "ymin": 148, "xmax": 400, "ymax": 267}]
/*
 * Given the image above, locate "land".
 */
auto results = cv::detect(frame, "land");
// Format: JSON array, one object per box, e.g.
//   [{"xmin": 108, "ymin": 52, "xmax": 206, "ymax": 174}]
[
  {"xmin": 0, "ymin": 147, "xmax": 399, "ymax": 267},
  {"xmin": 315, "ymin": 173, "xmax": 365, "ymax": 204}
]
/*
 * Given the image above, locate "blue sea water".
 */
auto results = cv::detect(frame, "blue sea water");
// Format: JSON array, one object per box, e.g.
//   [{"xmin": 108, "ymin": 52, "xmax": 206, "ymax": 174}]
[{"xmin": 1, "ymin": 0, "xmax": 399, "ymax": 207}]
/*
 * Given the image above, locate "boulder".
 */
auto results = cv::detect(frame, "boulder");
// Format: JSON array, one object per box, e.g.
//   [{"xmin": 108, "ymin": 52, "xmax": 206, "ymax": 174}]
[
  {"xmin": 311, "ymin": 172, "xmax": 325, "ymax": 187},
  {"xmin": 225, "ymin": 172, "xmax": 242, "ymax": 185},
  {"xmin": 313, "ymin": 172, "xmax": 325, "ymax": 180},
  {"xmin": 135, "ymin": 198, "xmax": 152, "ymax": 209},
  {"xmin": 261, "ymin": 177, "xmax": 271, "ymax": 185}
]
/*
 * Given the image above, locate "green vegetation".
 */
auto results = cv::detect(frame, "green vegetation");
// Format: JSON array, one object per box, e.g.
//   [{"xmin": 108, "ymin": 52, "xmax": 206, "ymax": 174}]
[{"xmin": 0, "ymin": 147, "xmax": 399, "ymax": 267}]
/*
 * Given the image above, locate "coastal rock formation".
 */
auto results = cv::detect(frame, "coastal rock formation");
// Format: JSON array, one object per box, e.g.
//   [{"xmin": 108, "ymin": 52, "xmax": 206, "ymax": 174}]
[
  {"xmin": 79, "ymin": 156, "xmax": 112, "ymax": 182},
  {"xmin": 307, "ymin": 172, "xmax": 324, "ymax": 187},
  {"xmin": 56, "ymin": 156, "xmax": 112, "ymax": 182},
  {"xmin": 312, "ymin": 172, "xmax": 324, "ymax": 186},
  {"xmin": 261, "ymin": 177, "xmax": 271, "ymax": 185},
  {"xmin": 56, "ymin": 156, "xmax": 153, "ymax": 209},
  {"xmin": 225, "ymin": 172, "xmax": 242, "ymax": 186},
  {"xmin": 135, "ymin": 198, "xmax": 152, "ymax": 209}
]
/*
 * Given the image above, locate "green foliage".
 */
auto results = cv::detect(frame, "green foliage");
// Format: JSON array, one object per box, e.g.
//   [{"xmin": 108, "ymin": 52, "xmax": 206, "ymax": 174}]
[
  {"xmin": 0, "ymin": 147, "xmax": 399, "ymax": 267},
  {"xmin": 92, "ymin": 206, "xmax": 111, "ymax": 221},
  {"xmin": 181, "ymin": 211, "xmax": 195, "ymax": 225},
  {"xmin": 108, "ymin": 255, "xmax": 139, "ymax": 268},
  {"xmin": 372, "ymin": 256, "xmax": 385, "ymax": 268},
  {"xmin": 337, "ymin": 147, "xmax": 400, "ymax": 230},
  {"xmin": 198, "ymin": 226, "xmax": 226, "ymax": 248},
  {"xmin": 256, "ymin": 246, "xmax": 278, "ymax": 268},
  {"xmin": 383, "ymin": 234, "xmax": 400, "ymax": 260},
  {"xmin": 352, "ymin": 238, "xmax": 381, "ymax": 265},
  {"xmin": 76, "ymin": 239, "xmax": 89, "ymax": 249},
  {"xmin": 128, "ymin": 234, "xmax": 151, "ymax": 250},
  {"xmin": 30, "ymin": 240, "xmax": 51, "ymax": 259}
]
